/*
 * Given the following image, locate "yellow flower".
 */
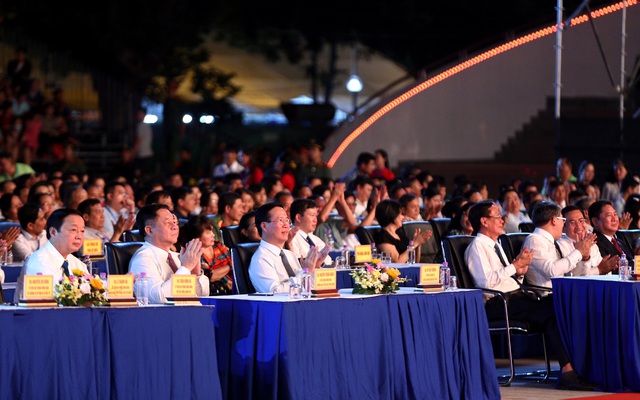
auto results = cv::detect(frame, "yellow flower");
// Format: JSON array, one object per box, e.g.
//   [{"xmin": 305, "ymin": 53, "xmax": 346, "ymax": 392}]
[
  {"xmin": 371, "ymin": 259, "xmax": 381, "ymax": 265},
  {"xmin": 71, "ymin": 269, "xmax": 85, "ymax": 277},
  {"xmin": 387, "ymin": 268, "xmax": 401, "ymax": 279},
  {"xmin": 90, "ymin": 278, "xmax": 104, "ymax": 290}
]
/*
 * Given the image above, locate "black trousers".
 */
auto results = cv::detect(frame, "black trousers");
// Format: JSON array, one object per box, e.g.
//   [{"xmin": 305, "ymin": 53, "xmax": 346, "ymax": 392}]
[{"xmin": 486, "ymin": 291, "xmax": 570, "ymax": 368}]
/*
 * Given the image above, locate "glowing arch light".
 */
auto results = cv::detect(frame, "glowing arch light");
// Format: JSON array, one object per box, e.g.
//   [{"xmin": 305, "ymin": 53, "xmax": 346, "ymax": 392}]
[{"xmin": 327, "ymin": 0, "xmax": 638, "ymax": 168}]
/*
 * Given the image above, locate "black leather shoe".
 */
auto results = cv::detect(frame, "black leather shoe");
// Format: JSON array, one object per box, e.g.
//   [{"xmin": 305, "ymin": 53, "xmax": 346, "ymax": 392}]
[{"xmin": 557, "ymin": 371, "xmax": 601, "ymax": 391}]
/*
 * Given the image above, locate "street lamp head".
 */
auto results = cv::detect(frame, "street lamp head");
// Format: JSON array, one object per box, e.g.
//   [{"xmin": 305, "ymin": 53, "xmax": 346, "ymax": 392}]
[{"xmin": 346, "ymin": 75, "xmax": 363, "ymax": 93}]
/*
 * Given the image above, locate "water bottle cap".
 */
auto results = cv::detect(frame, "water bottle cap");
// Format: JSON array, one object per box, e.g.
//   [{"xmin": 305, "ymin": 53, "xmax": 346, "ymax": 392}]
[
  {"xmin": 140, "ymin": 272, "xmax": 146, "ymax": 278},
  {"xmin": 621, "ymin": 254, "xmax": 627, "ymax": 259},
  {"xmin": 409, "ymin": 240, "xmax": 414, "ymax": 245},
  {"xmin": 442, "ymin": 261, "xmax": 448, "ymax": 267},
  {"xmin": 303, "ymin": 268, "xmax": 309, "ymax": 273}
]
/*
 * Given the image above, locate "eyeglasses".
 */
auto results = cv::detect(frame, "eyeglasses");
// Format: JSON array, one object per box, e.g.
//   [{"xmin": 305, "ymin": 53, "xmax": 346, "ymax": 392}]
[
  {"xmin": 567, "ymin": 218, "xmax": 587, "ymax": 227},
  {"xmin": 556, "ymin": 216, "xmax": 566, "ymax": 222},
  {"xmin": 268, "ymin": 217, "xmax": 291, "ymax": 226},
  {"xmin": 485, "ymin": 214, "xmax": 506, "ymax": 220}
]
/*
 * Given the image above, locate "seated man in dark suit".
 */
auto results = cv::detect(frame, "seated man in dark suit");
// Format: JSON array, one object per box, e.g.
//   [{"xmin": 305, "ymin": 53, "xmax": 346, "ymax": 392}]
[{"xmin": 588, "ymin": 200, "xmax": 634, "ymax": 273}]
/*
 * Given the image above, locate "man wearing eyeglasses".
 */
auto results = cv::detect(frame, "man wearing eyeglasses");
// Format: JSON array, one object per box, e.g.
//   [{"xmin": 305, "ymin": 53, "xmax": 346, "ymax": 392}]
[
  {"xmin": 466, "ymin": 201, "xmax": 597, "ymax": 390},
  {"xmin": 556, "ymin": 205, "xmax": 618, "ymax": 276},
  {"xmin": 523, "ymin": 201, "xmax": 595, "ymax": 290},
  {"xmin": 249, "ymin": 202, "xmax": 328, "ymax": 293}
]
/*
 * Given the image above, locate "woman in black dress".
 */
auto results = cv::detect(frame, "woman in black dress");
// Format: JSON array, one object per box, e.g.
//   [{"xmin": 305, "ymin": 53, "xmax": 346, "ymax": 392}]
[{"xmin": 373, "ymin": 199, "xmax": 431, "ymax": 263}]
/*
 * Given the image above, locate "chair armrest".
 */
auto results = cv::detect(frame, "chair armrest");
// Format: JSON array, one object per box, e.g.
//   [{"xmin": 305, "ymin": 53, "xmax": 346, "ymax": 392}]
[{"xmin": 520, "ymin": 283, "xmax": 553, "ymax": 300}]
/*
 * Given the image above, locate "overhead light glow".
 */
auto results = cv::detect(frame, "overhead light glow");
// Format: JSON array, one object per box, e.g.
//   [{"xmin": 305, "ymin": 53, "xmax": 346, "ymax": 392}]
[
  {"xmin": 143, "ymin": 115, "xmax": 158, "ymax": 124},
  {"xmin": 346, "ymin": 75, "xmax": 363, "ymax": 93},
  {"xmin": 182, "ymin": 114, "xmax": 193, "ymax": 124}
]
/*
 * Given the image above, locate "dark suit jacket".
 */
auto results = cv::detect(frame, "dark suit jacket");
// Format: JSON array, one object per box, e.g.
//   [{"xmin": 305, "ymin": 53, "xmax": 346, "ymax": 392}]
[{"xmin": 594, "ymin": 229, "xmax": 634, "ymax": 267}]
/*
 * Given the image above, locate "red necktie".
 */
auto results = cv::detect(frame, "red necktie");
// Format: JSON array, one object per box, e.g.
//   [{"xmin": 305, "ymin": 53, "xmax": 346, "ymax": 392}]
[
  {"xmin": 612, "ymin": 237, "xmax": 624, "ymax": 256},
  {"xmin": 167, "ymin": 254, "xmax": 179, "ymax": 273}
]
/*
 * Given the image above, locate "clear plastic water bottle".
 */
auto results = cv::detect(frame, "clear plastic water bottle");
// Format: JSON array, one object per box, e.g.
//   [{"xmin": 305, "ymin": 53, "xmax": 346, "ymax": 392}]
[
  {"xmin": 6, "ymin": 248, "xmax": 13, "ymax": 264},
  {"xmin": 407, "ymin": 240, "xmax": 416, "ymax": 265},
  {"xmin": 136, "ymin": 272, "xmax": 150, "ymax": 306},
  {"xmin": 288, "ymin": 276, "xmax": 302, "ymax": 299},
  {"xmin": 341, "ymin": 245, "xmax": 350, "ymax": 269},
  {"xmin": 300, "ymin": 268, "xmax": 312, "ymax": 298},
  {"xmin": 326, "ymin": 227, "xmax": 335, "ymax": 250},
  {"xmin": 371, "ymin": 242, "xmax": 378, "ymax": 260},
  {"xmin": 440, "ymin": 261, "xmax": 451, "ymax": 289},
  {"xmin": 83, "ymin": 255, "xmax": 93, "ymax": 275},
  {"xmin": 619, "ymin": 253, "xmax": 629, "ymax": 281},
  {"xmin": 99, "ymin": 272, "xmax": 108, "ymax": 288}
]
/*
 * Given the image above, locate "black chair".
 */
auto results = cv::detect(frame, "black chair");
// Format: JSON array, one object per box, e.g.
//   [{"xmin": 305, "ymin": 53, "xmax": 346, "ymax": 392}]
[
  {"xmin": 518, "ymin": 222, "xmax": 535, "ymax": 233},
  {"xmin": 441, "ymin": 235, "xmax": 551, "ymax": 387},
  {"xmin": 429, "ymin": 217, "xmax": 451, "ymax": 243},
  {"xmin": 121, "ymin": 229, "xmax": 143, "ymax": 242},
  {"xmin": 230, "ymin": 242, "xmax": 259, "ymax": 294},
  {"xmin": 617, "ymin": 229, "xmax": 640, "ymax": 252},
  {"xmin": 0, "ymin": 283, "xmax": 5, "ymax": 304},
  {"xmin": 221, "ymin": 226, "xmax": 241, "ymax": 248},
  {"xmin": 104, "ymin": 242, "xmax": 144, "ymax": 275},
  {"xmin": 354, "ymin": 225, "xmax": 381, "ymax": 245},
  {"xmin": 498, "ymin": 233, "xmax": 531, "ymax": 263},
  {"xmin": 403, "ymin": 220, "xmax": 440, "ymax": 263}
]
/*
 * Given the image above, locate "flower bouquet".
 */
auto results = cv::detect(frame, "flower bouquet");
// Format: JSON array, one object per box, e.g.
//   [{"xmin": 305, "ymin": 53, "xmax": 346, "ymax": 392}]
[
  {"xmin": 350, "ymin": 259, "xmax": 408, "ymax": 294},
  {"xmin": 54, "ymin": 269, "xmax": 109, "ymax": 307}
]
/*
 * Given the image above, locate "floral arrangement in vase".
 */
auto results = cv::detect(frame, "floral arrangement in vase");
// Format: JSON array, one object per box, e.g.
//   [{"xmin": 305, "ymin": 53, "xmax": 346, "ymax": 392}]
[
  {"xmin": 54, "ymin": 269, "xmax": 109, "ymax": 307},
  {"xmin": 350, "ymin": 259, "xmax": 408, "ymax": 294}
]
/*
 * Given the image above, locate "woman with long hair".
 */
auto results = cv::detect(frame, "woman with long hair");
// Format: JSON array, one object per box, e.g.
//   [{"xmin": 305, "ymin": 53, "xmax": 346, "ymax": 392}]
[{"xmin": 179, "ymin": 215, "xmax": 233, "ymax": 295}]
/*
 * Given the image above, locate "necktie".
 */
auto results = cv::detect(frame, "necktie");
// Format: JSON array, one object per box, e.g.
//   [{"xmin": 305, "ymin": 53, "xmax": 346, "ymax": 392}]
[
  {"xmin": 61, "ymin": 260, "xmax": 70, "ymax": 277},
  {"xmin": 306, "ymin": 235, "xmax": 316, "ymax": 247},
  {"xmin": 554, "ymin": 241, "xmax": 564, "ymax": 259},
  {"xmin": 167, "ymin": 254, "xmax": 179, "ymax": 273},
  {"xmin": 612, "ymin": 237, "xmax": 625, "ymax": 256},
  {"xmin": 494, "ymin": 243, "xmax": 508, "ymax": 267},
  {"xmin": 280, "ymin": 250, "xmax": 296, "ymax": 277}
]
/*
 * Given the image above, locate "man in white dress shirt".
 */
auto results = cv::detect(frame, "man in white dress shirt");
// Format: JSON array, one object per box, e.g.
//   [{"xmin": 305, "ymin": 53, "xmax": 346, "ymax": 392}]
[
  {"xmin": 249, "ymin": 202, "xmax": 327, "ymax": 293},
  {"xmin": 465, "ymin": 200, "xmax": 598, "ymax": 391},
  {"xmin": 14, "ymin": 208, "xmax": 88, "ymax": 302},
  {"xmin": 556, "ymin": 205, "xmax": 618, "ymax": 276},
  {"xmin": 523, "ymin": 201, "xmax": 594, "ymax": 290},
  {"xmin": 289, "ymin": 198, "xmax": 332, "ymax": 265},
  {"xmin": 128, "ymin": 204, "xmax": 209, "ymax": 304},
  {"xmin": 13, "ymin": 202, "xmax": 47, "ymax": 261},
  {"xmin": 212, "ymin": 145, "xmax": 245, "ymax": 178},
  {"xmin": 102, "ymin": 181, "xmax": 134, "ymax": 239}
]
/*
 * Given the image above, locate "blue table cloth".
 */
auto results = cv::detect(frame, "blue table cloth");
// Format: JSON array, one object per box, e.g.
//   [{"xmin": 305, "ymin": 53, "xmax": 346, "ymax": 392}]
[
  {"xmin": 202, "ymin": 288, "xmax": 499, "ymax": 400},
  {"xmin": 552, "ymin": 275, "xmax": 640, "ymax": 392},
  {"xmin": 0, "ymin": 305, "xmax": 222, "ymax": 400}
]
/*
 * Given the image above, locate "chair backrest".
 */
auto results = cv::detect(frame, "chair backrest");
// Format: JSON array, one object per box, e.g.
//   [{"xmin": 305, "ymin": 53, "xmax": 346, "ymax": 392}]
[
  {"xmin": 403, "ymin": 220, "xmax": 440, "ymax": 263},
  {"xmin": 441, "ymin": 235, "xmax": 476, "ymax": 289},
  {"xmin": 122, "ymin": 229, "xmax": 143, "ymax": 242},
  {"xmin": 429, "ymin": 217, "xmax": 452, "ymax": 243},
  {"xmin": 104, "ymin": 242, "xmax": 144, "ymax": 275},
  {"xmin": 221, "ymin": 226, "xmax": 241, "ymax": 248},
  {"xmin": 0, "ymin": 283, "xmax": 5, "ymax": 304},
  {"xmin": 617, "ymin": 229, "xmax": 640, "ymax": 252},
  {"xmin": 498, "ymin": 232, "xmax": 531, "ymax": 263},
  {"xmin": 0, "ymin": 221, "xmax": 20, "ymax": 234},
  {"xmin": 355, "ymin": 225, "xmax": 381, "ymax": 245},
  {"xmin": 518, "ymin": 222, "xmax": 535, "ymax": 233},
  {"xmin": 231, "ymin": 242, "xmax": 259, "ymax": 294}
]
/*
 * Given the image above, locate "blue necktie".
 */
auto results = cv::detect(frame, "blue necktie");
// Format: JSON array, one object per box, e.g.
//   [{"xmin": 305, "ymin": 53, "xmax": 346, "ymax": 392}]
[
  {"xmin": 494, "ymin": 244, "xmax": 508, "ymax": 267},
  {"xmin": 61, "ymin": 260, "xmax": 70, "ymax": 277}
]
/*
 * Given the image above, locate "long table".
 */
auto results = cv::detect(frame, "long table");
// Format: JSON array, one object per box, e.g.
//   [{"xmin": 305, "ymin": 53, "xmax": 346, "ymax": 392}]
[
  {"xmin": 0, "ymin": 305, "xmax": 222, "ymax": 400},
  {"xmin": 202, "ymin": 288, "xmax": 500, "ymax": 400},
  {"xmin": 552, "ymin": 275, "xmax": 640, "ymax": 392}
]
